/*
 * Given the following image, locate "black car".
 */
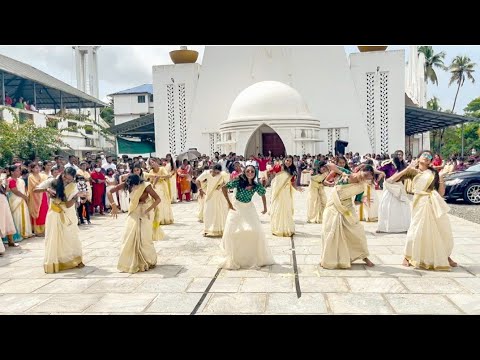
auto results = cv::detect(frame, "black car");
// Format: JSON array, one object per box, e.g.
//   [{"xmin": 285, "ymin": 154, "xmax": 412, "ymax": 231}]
[{"xmin": 444, "ymin": 164, "xmax": 480, "ymax": 204}]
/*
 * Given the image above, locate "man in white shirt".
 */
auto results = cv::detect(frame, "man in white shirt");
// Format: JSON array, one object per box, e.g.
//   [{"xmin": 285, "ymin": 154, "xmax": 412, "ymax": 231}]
[
  {"xmin": 218, "ymin": 154, "xmax": 228, "ymax": 173},
  {"xmin": 101, "ymin": 155, "xmax": 117, "ymax": 171},
  {"xmin": 65, "ymin": 155, "xmax": 79, "ymax": 171}
]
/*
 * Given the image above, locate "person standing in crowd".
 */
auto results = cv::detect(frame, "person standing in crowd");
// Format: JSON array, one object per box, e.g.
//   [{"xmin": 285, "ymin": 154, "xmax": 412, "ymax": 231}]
[
  {"xmin": 34, "ymin": 167, "xmax": 85, "ymax": 273},
  {"xmin": 177, "ymin": 159, "xmax": 192, "ymax": 202},
  {"xmin": 145, "ymin": 158, "xmax": 173, "ymax": 228},
  {"xmin": 7, "ymin": 165, "xmax": 34, "ymax": 241},
  {"xmin": 306, "ymin": 161, "xmax": 329, "ymax": 224},
  {"xmin": 90, "ymin": 163, "xmax": 106, "ymax": 215},
  {"xmin": 320, "ymin": 164, "xmax": 375, "ymax": 269},
  {"xmin": 219, "ymin": 165, "xmax": 275, "ymax": 270},
  {"xmin": 105, "ymin": 168, "xmax": 119, "ymax": 210},
  {"xmin": 102, "ymin": 155, "xmax": 117, "ymax": 171},
  {"xmin": 196, "ymin": 164, "xmax": 230, "ymax": 237},
  {"xmin": 269, "ymin": 155, "xmax": 303, "ymax": 237},
  {"xmin": 0, "ymin": 182, "xmax": 18, "ymax": 248},
  {"xmin": 76, "ymin": 175, "xmax": 91, "ymax": 225},
  {"xmin": 28, "ymin": 163, "xmax": 49, "ymax": 236},
  {"xmin": 108, "ymin": 174, "xmax": 161, "ymax": 273},
  {"xmin": 388, "ymin": 150, "xmax": 457, "ymax": 271},
  {"xmin": 377, "ymin": 150, "xmax": 411, "ymax": 233},
  {"xmin": 41, "ymin": 161, "xmax": 54, "ymax": 178},
  {"xmin": 197, "ymin": 165, "xmax": 209, "ymax": 223},
  {"xmin": 65, "ymin": 155, "xmax": 79, "ymax": 171},
  {"xmin": 254, "ymin": 152, "xmax": 271, "ymax": 186},
  {"xmin": 165, "ymin": 154, "xmax": 177, "ymax": 203},
  {"xmin": 230, "ymin": 161, "xmax": 243, "ymax": 180}
]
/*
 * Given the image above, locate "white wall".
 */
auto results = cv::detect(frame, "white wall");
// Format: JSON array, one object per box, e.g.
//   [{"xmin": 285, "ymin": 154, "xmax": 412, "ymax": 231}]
[
  {"xmin": 349, "ymin": 50, "xmax": 405, "ymax": 155},
  {"xmin": 152, "ymin": 63, "xmax": 200, "ymax": 157},
  {"xmin": 186, "ymin": 46, "xmax": 370, "ymax": 155},
  {"xmin": 113, "ymin": 93, "xmax": 151, "ymax": 125}
]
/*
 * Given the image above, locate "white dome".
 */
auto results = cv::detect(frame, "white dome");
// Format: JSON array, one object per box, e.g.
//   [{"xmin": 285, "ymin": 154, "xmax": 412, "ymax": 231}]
[{"xmin": 224, "ymin": 81, "xmax": 315, "ymax": 123}]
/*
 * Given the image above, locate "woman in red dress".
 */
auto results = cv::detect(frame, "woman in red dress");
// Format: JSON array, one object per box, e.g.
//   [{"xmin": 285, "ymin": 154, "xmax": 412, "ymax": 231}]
[{"xmin": 90, "ymin": 165, "xmax": 106, "ymax": 215}]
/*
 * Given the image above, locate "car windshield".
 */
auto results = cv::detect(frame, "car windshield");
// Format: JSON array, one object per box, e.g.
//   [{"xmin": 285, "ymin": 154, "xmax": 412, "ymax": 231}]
[{"xmin": 466, "ymin": 164, "xmax": 480, "ymax": 172}]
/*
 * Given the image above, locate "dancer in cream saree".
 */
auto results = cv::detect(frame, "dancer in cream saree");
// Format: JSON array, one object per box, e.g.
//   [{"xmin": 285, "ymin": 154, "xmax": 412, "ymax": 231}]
[
  {"xmin": 108, "ymin": 174, "xmax": 161, "ymax": 273},
  {"xmin": 389, "ymin": 150, "xmax": 457, "ymax": 271},
  {"xmin": 35, "ymin": 167, "xmax": 84, "ymax": 273},
  {"xmin": 320, "ymin": 165, "xmax": 375, "ymax": 269},
  {"xmin": 196, "ymin": 164, "xmax": 230, "ymax": 237},
  {"xmin": 306, "ymin": 162, "xmax": 329, "ymax": 224},
  {"xmin": 270, "ymin": 155, "xmax": 302, "ymax": 237}
]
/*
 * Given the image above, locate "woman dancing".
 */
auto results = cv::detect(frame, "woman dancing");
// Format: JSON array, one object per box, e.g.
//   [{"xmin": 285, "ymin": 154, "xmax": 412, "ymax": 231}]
[
  {"xmin": 306, "ymin": 161, "xmax": 329, "ymax": 224},
  {"xmin": 269, "ymin": 155, "xmax": 303, "ymax": 237},
  {"xmin": 320, "ymin": 164, "xmax": 375, "ymax": 269},
  {"xmin": 34, "ymin": 167, "xmax": 85, "ymax": 273},
  {"xmin": 196, "ymin": 164, "xmax": 230, "ymax": 237},
  {"xmin": 220, "ymin": 165, "xmax": 275, "ymax": 269},
  {"xmin": 376, "ymin": 150, "xmax": 411, "ymax": 233},
  {"xmin": 388, "ymin": 150, "xmax": 457, "ymax": 270},
  {"xmin": 108, "ymin": 174, "xmax": 161, "ymax": 273}
]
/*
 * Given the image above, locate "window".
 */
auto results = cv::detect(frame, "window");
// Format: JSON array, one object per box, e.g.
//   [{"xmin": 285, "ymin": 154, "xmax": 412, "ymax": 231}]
[
  {"xmin": 85, "ymin": 138, "xmax": 94, "ymax": 147},
  {"xmin": 138, "ymin": 95, "xmax": 146, "ymax": 103},
  {"xmin": 67, "ymin": 121, "xmax": 77, "ymax": 132},
  {"xmin": 85, "ymin": 125, "xmax": 93, "ymax": 135},
  {"xmin": 149, "ymin": 94, "xmax": 154, "ymax": 102}
]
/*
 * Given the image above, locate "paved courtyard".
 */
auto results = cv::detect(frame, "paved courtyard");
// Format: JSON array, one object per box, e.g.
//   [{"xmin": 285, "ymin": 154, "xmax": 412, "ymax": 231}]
[{"xmin": 1, "ymin": 188, "xmax": 480, "ymax": 315}]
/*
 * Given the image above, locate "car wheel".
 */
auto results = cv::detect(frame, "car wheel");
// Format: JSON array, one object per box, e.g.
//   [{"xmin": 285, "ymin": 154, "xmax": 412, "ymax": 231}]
[{"xmin": 463, "ymin": 183, "xmax": 480, "ymax": 205}]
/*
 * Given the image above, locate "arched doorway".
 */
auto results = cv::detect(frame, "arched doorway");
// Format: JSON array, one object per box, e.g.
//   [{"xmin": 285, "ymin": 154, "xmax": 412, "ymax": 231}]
[{"xmin": 244, "ymin": 124, "xmax": 286, "ymax": 158}]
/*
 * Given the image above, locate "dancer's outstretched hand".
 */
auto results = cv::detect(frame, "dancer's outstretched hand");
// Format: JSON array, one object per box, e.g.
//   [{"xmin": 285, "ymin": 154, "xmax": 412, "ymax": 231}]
[
  {"xmin": 111, "ymin": 205, "xmax": 119, "ymax": 219},
  {"xmin": 261, "ymin": 208, "xmax": 267, "ymax": 214}
]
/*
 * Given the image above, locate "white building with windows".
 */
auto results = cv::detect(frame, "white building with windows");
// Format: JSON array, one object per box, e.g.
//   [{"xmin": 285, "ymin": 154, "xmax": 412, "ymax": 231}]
[
  {"xmin": 0, "ymin": 52, "xmax": 114, "ymax": 158},
  {"xmin": 109, "ymin": 84, "xmax": 154, "ymax": 125},
  {"xmin": 112, "ymin": 46, "xmax": 452, "ymax": 158}
]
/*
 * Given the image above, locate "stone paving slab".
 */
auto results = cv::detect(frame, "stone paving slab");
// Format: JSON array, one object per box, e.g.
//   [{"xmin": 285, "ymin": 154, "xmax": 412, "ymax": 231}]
[{"xmin": 1, "ymin": 188, "xmax": 480, "ymax": 314}]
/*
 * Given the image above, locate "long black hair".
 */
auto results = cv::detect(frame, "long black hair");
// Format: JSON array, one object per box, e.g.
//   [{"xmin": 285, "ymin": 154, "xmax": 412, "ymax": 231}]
[
  {"xmin": 8, "ymin": 164, "xmax": 19, "ymax": 175},
  {"xmin": 337, "ymin": 156, "xmax": 351, "ymax": 171},
  {"xmin": 282, "ymin": 155, "xmax": 297, "ymax": 176},
  {"xmin": 393, "ymin": 150, "xmax": 406, "ymax": 172},
  {"xmin": 419, "ymin": 149, "xmax": 440, "ymax": 190},
  {"xmin": 131, "ymin": 162, "xmax": 143, "ymax": 177},
  {"xmin": 238, "ymin": 165, "xmax": 258, "ymax": 189},
  {"xmin": 125, "ymin": 174, "xmax": 144, "ymax": 193},
  {"xmin": 166, "ymin": 153, "xmax": 175, "ymax": 170},
  {"xmin": 314, "ymin": 161, "xmax": 327, "ymax": 175},
  {"xmin": 56, "ymin": 167, "xmax": 77, "ymax": 201}
]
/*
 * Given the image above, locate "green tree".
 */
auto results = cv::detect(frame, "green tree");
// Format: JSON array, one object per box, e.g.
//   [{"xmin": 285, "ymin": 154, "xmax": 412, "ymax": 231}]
[
  {"xmin": 427, "ymin": 96, "xmax": 443, "ymax": 152},
  {"xmin": 464, "ymin": 97, "xmax": 480, "ymax": 118},
  {"xmin": 448, "ymin": 55, "xmax": 476, "ymax": 112},
  {"xmin": 0, "ymin": 107, "xmax": 64, "ymax": 166},
  {"xmin": 100, "ymin": 97, "xmax": 114, "ymax": 126},
  {"xmin": 418, "ymin": 46, "xmax": 447, "ymax": 85}
]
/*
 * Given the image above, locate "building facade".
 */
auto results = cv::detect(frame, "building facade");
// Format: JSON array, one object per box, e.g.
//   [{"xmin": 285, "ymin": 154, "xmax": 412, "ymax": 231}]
[
  {"xmin": 153, "ymin": 46, "xmax": 409, "ymax": 157},
  {"xmin": 110, "ymin": 84, "xmax": 154, "ymax": 126}
]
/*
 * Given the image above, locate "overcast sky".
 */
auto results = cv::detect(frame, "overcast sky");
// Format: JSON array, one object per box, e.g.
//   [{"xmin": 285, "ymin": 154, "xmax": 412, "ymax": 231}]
[{"xmin": 0, "ymin": 45, "xmax": 478, "ymax": 114}]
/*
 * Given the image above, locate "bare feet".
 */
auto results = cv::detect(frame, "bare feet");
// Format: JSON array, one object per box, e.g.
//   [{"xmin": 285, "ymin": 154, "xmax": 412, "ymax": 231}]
[
  {"xmin": 76, "ymin": 262, "xmax": 85, "ymax": 268},
  {"xmin": 402, "ymin": 258, "xmax": 410, "ymax": 267},
  {"xmin": 8, "ymin": 242, "xmax": 19, "ymax": 248},
  {"xmin": 363, "ymin": 258, "xmax": 375, "ymax": 267},
  {"xmin": 448, "ymin": 257, "xmax": 458, "ymax": 267}
]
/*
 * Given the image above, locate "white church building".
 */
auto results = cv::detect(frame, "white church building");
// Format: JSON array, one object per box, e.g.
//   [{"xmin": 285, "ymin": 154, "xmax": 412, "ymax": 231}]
[{"xmin": 112, "ymin": 46, "xmax": 438, "ymax": 158}]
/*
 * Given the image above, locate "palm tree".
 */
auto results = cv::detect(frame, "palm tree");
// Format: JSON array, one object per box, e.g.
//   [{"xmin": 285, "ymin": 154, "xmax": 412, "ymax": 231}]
[
  {"xmin": 418, "ymin": 46, "xmax": 447, "ymax": 85},
  {"xmin": 427, "ymin": 96, "xmax": 442, "ymax": 111},
  {"xmin": 448, "ymin": 55, "xmax": 476, "ymax": 112},
  {"xmin": 427, "ymin": 97, "xmax": 442, "ymax": 151}
]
